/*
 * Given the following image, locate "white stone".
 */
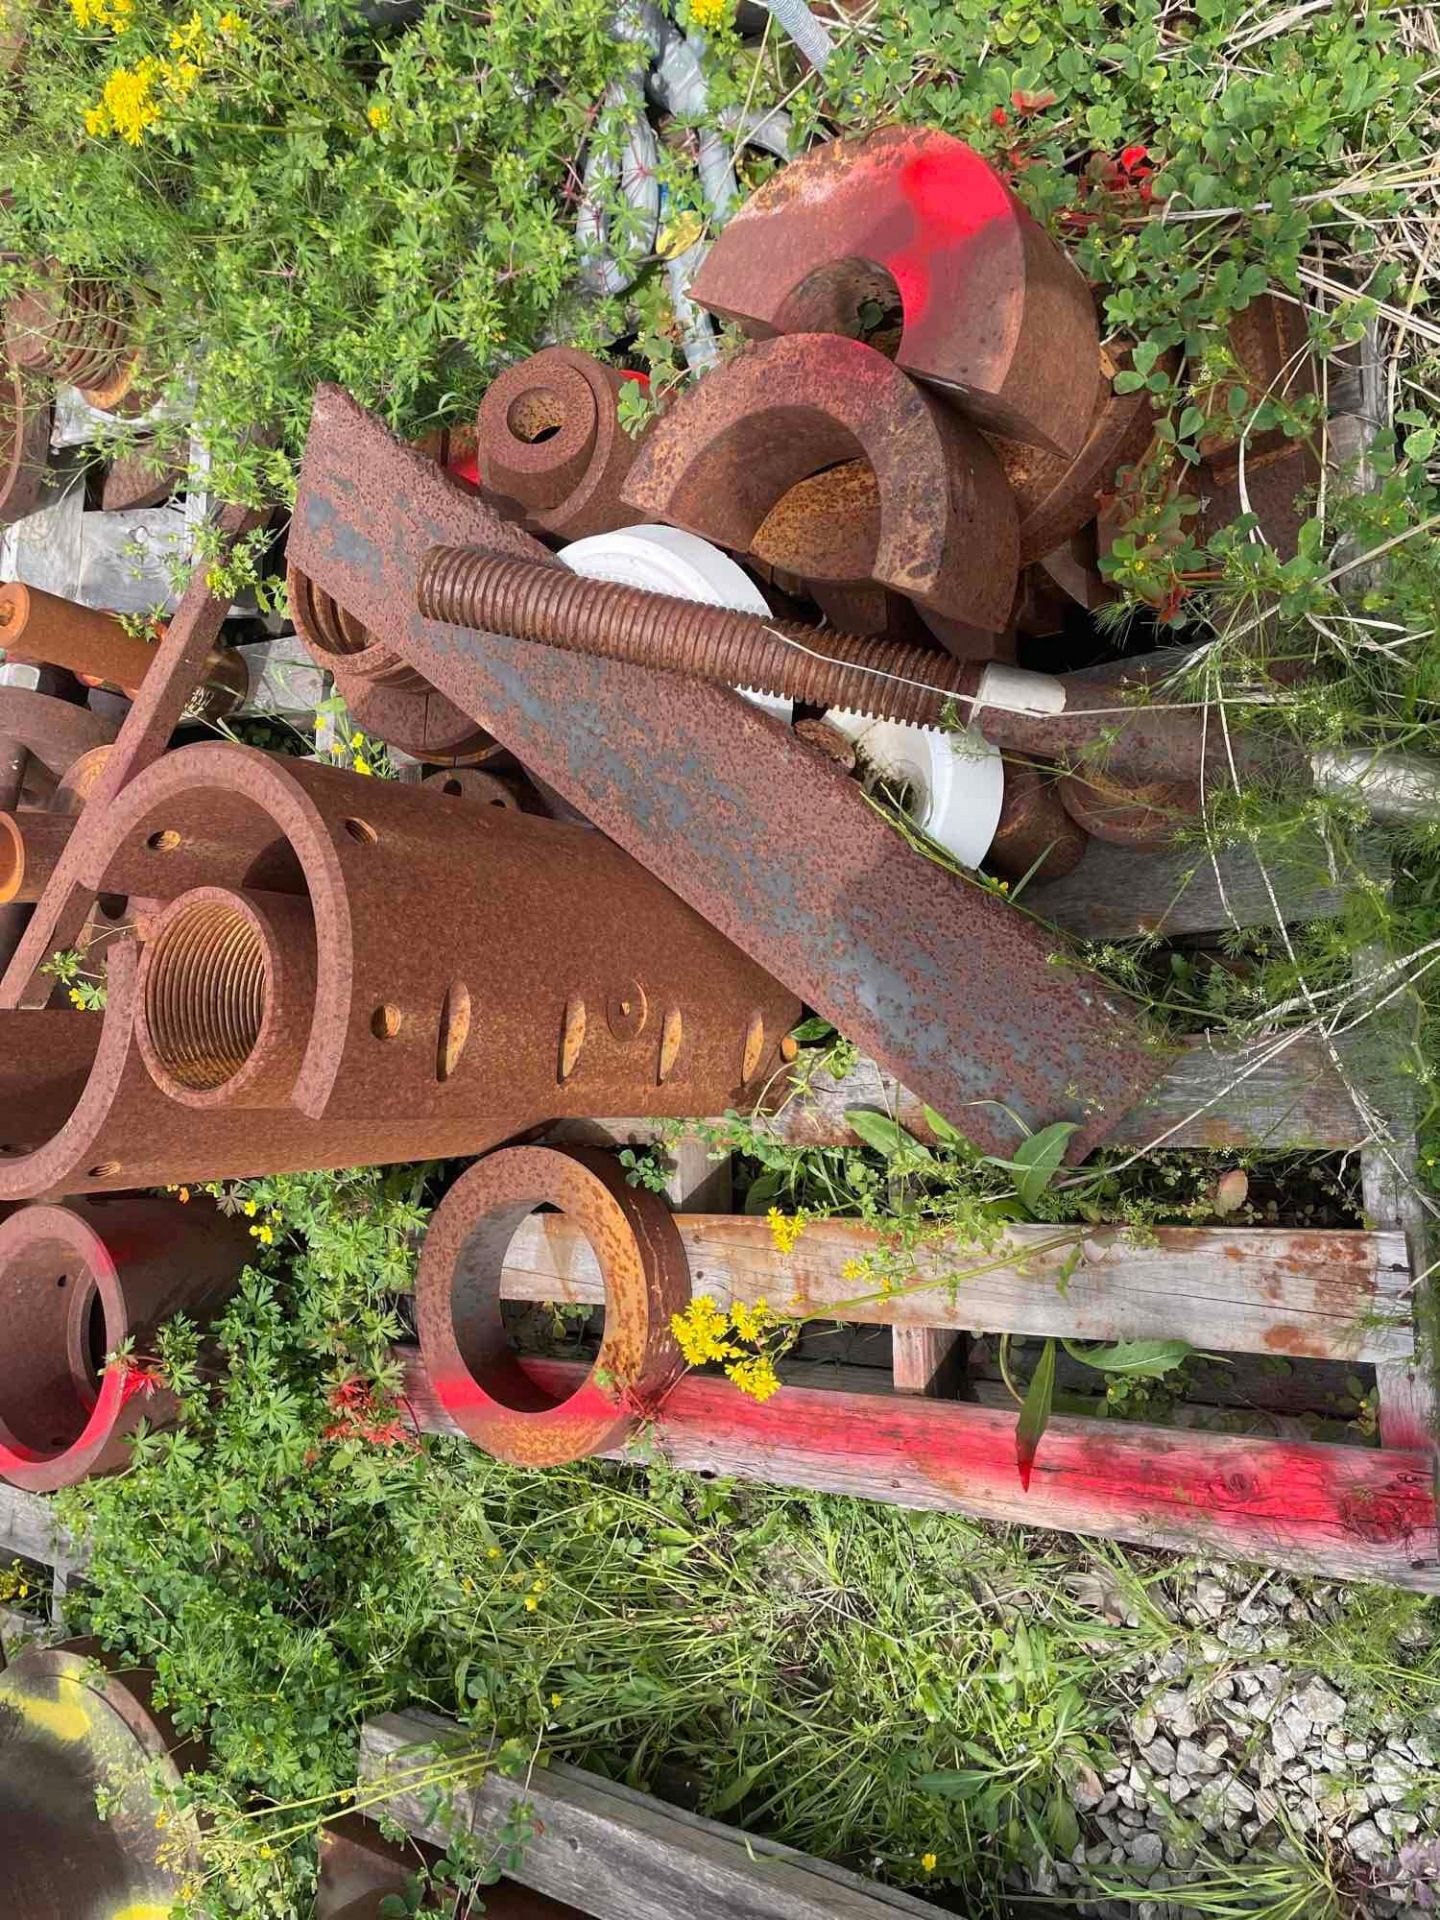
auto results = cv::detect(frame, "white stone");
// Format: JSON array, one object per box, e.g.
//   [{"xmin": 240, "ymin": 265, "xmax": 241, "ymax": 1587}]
[
  {"xmin": 1155, "ymin": 1690, "xmax": 1199, "ymax": 1738},
  {"xmin": 1375, "ymin": 1807, "xmax": 1420, "ymax": 1839},
  {"xmin": 1175, "ymin": 1738, "xmax": 1219, "ymax": 1777},
  {"xmin": 1129, "ymin": 1831, "xmax": 1164, "ymax": 1869},
  {"xmin": 1133, "ymin": 1710, "xmax": 1158, "ymax": 1748},
  {"xmin": 1140, "ymin": 1737, "xmax": 1177, "ymax": 1776},
  {"xmin": 1292, "ymin": 1677, "xmax": 1346, "ymax": 1729},
  {"xmin": 1345, "ymin": 1819, "xmax": 1392, "ymax": 1867}
]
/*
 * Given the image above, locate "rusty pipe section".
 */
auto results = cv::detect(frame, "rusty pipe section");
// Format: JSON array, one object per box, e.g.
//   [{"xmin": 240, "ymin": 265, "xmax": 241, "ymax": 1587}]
[
  {"xmin": 476, "ymin": 346, "xmax": 649, "ymax": 540},
  {"xmin": 0, "ymin": 1641, "xmax": 202, "ymax": 1911},
  {"xmin": 416, "ymin": 1145, "xmax": 688, "ymax": 1466},
  {"xmin": 0, "ymin": 1195, "xmax": 249, "ymax": 1491},
  {"xmin": 0, "ymin": 741, "xmax": 798, "ymax": 1196},
  {"xmin": 689, "ymin": 127, "xmax": 1100, "ymax": 457},
  {"xmin": 0, "ymin": 807, "xmax": 73, "ymax": 903}
]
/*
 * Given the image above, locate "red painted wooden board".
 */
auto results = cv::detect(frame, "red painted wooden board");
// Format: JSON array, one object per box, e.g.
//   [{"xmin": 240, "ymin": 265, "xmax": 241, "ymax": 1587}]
[{"xmin": 399, "ymin": 1349, "xmax": 1440, "ymax": 1592}]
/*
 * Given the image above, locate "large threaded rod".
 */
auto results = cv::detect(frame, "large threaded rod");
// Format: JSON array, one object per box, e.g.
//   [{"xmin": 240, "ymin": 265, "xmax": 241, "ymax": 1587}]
[{"xmin": 418, "ymin": 544, "xmax": 983, "ymax": 732}]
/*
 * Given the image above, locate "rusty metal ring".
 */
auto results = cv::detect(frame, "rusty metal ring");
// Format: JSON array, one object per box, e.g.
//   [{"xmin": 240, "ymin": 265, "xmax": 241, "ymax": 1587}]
[
  {"xmin": 1058, "ymin": 770, "xmax": 1203, "ymax": 848},
  {"xmin": 416, "ymin": 1144, "xmax": 689, "ymax": 1466}
]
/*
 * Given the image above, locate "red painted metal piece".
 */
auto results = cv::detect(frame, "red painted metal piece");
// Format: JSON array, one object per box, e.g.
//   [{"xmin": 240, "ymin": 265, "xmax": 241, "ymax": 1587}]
[
  {"xmin": 0, "ymin": 807, "xmax": 73, "ymax": 903},
  {"xmin": 0, "ymin": 364, "xmax": 52, "ymax": 528},
  {"xmin": 417, "ymin": 1145, "xmax": 688, "ymax": 1466},
  {"xmin": 689, "ymin": 127, "xmax": 1100, "ymax": 456},
  {"xmin": 0, "ymin": 1196, "xmax": 249, "ymax": 1490},
  {"xmin": 622, "ymin": 333, "xmax": 1018, "ymax": 631},
  {"xmin": 0, "ymin": 1639, "xmax": 203, "ymax": 1910},
  {"xmin": 987, "ymin": 757, "xmax": 1087, "ymax": 882},
  {"xmin": 476, "ymin": 347, "xmax": 647, "ymax": 541},
  {"xmin": 0, "ymin": 498, "xmax": 267, "ymax": 1010},
  {"xmin": 402, "ymin": 1351, "xmax": 1440, "ymax": 1590},
  {"xmin": 290, "ymin": 385, "xmax": 1162, "ymax": 1158},
  {"xmin": 0, "ymin": 738, "xmax": 797, "ymax": 1196}
]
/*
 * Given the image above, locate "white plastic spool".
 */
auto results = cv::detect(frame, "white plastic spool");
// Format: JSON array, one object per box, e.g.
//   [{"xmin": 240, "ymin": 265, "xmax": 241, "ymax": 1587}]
[{"xmin": 824, "ymin": 709, "xmax": 1005, "ymax": 869}]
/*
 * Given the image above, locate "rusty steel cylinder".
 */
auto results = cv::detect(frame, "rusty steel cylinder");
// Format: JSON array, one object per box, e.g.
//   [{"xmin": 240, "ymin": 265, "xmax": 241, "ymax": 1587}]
[
  {"xmin": 0, "ymin": 1195, "xmax": 250, "ymax": 1491},
  {"xmin": 0, "ymin": 807, "xmax": 74, "ymax": 904},
  {"xmin": 0, "ymin": 582, "xmax": 158, "ymax": 692}
]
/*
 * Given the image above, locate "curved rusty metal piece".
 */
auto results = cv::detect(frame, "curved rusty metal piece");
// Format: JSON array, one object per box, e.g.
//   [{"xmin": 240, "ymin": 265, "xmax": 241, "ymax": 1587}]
[
  {"xmin": 689, "ymin": 126, "xmax": 1100, "ymax": 456},
  {"xmin": 0, "ymin": 807, "xmax": 73, "ymax": 903},
  {"xmin": 416, "ymin": 1144, "xmax": 688, "ymax": 1466},
  {"xmin": 476, "ymin": 347, "xmax": 646, "ymax": 541},
  {"xmin": 52, "ymin": 743, "xmax": 114, "ymax": 814},
  {"xmin": 0, "ymin": 1196, "xmax": 248, "ymax": 1490},
  {"xmin": 5, "ymin": 273, "xmax": 142, "ymax": 410},
  {"xmin": 1058, "ymin": 769, "xmax": 1202, "ymax": 848},
  {"xmin": 987, "ymin": 757, "xmax": 1088, "ymax": 883},
  {"xmin": 0, "ymin": 364, "xmax": 52, "ymax": 528},
  {"xmin": 622, "ymin": 333, "xmax": 1018, "ymax": 630},
  {"xmin": 0, "ymin": 1639, "xmax": 202, "ymax": 1908},
  {"xmin": 0, "ymin": 687, "xmax": 116, "ymax": 780},
  {"xmin": 420, "ymin": 765, "xmax": 522, "ymax": 810}
]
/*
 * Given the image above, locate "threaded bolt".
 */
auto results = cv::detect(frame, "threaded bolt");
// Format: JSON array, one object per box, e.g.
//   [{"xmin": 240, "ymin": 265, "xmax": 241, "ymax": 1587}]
[{"xmin": 417, "ymin": 545, "xmax": 982, "ymax": 733}]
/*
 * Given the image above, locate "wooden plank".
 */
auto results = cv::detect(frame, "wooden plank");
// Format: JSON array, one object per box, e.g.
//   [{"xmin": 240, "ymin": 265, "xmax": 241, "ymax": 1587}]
[
  {"xmin": 360, "ymin": 1711, "xmax": 943, "ymax": 1920},
  {"xmin": 0, "ymin": 1486, "xmax": 88, "ymax": 1575},
  {"xmin": 493, "ymin": 1214, "xmax": 1412, "ymax": 1364},
  {"xmin": 891, "ymin": 1327, "xmax": 967, "ymax": 1397},
  {"xmin": 1024, "ymin": 833, "xmax": 1386, "ymax": 941},
  {"xmin": 399, "ymin": 1353, "xmax": 1440, "ymax": 1592}
]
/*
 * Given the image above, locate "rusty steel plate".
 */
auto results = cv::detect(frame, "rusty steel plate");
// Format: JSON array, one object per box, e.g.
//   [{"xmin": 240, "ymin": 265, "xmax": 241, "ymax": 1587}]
[
  {"xmin": 416, "ymin": 1145, "xmax": 688, "ymax": 1466},
  {"xmin": 1199, "ymin": 293, "xmax": 1318, "ymax": 476},
  {"xmin": 0, "ymin": 1639, "xmax": 202, "ymax": 1911},
  {"xmin": 290, "ymin": 384, "xmax": 1163, "ymax": 1158},
  {"xmin": 0, "ymin": 689, "xmax": 115, "ymax": 783},
  {"xmin": 476, "ymin": 347, "xmax": 647, "ymax": 541},
  {"xmin": 623, "ymin": 333, "xmax": 1018, "ymax": 631},
  {"xmin": 0, "ymin": 1196, "xmax": 248, "ymax": 1490},
  {"xmin": 689, "ymin": 126, "xmax": 1100, "ymax": 456}
]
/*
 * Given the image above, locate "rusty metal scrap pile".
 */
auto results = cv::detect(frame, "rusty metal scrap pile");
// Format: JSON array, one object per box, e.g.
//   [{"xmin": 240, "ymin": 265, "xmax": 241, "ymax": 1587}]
[{"xmin": 0, "ymin": 124, "xmax": 1330, "ymax": 1485}]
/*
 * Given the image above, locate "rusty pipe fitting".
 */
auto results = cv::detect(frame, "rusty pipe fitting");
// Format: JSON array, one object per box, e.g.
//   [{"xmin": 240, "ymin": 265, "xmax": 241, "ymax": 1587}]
[
  {"xmin": 476, "ymin": 347, "xmax": 647, "ymax": 540},
  {"xmin": 416, "ymin": 1145, "xmax": 688, "ymax": 1466},
  {"xmin": 0, "ymin": 1641, "xmax": 202, "ymax": 1912},
  {"xmin": 0, "ymin": 583, "xmax": 158, "ymax": 693},
  {"xmin": 0, "ymin": 1195, "xmax": 249, "ymax": 1490},
  {"xmin": 987, "ymin": 757, "xmax": 1088, "ymax": 883},
  {"xmin": 5, "ymin": 274, "xmax": 141, "ymax": 410},
  {"xmin": 0, "ymin": 807, "xmax": 73, "ymax": 903}
]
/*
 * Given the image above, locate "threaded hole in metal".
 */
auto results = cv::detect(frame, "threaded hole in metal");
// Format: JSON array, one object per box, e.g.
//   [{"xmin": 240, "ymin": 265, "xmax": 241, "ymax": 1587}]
[
  {"xmin": 86, "ymin": 1162, "xmax": 121, "ymax": 1179},
  {"xmin": 146, "ymin": 828, "xmax": 181, "ymax": 852},
  {"xmin": 371, "ymin": 1003, "xmax": 402, "ymax": 1040},
  {"xmin": 507, "ymin": 387, "xmax": 564, "ymax": 444},
  {"xmin": 145, "ymin": 897, "xmax": 266, "ymax": 1093},
  {"xmin": 344, "ymin": 818, "xmax": 377, "ymax": 845}
]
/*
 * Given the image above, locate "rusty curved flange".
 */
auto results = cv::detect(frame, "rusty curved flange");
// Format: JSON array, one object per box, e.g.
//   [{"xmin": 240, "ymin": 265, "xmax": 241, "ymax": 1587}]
[
  {"xmin": 1058, "ymin": 769, "xmax": 1202, "ymax": 848},
  {"xmin": 689, "ymin": 126, "xmax": 1100, "ymax": 457},
  {"xmin": 0, "ymin": 808, "xmax": 73, "ymax": 903},
  {"xmin": 0, "ymin": 364, "xmax": 52, "ymax": 528},
  {"xmin": 0, "ymin": 738, "xmax": 796, "ymax": 1196},
  {"xmin": 0, "ymin": 1639, "xmax": 202, "ymax": 1910},
  {"xmin": 291, "ymin": 384, "xmax": 1164, "ymax": 1161},
  {"xmin": 0, "ymin": 1196, "xmax": 249, "ymax": 1491},
  {"xmin": 987, "ymin": 757, "xmax": 1088, "ymax": 883},
  {"xmin": 416, "ymin": 1145, "xmax": 688, "ymax": 1466},
  {"xmin": 622, "ymin": 333, "xmax": 1019, "ymax": 633},
  {"xmin": 990, "ymin": 345, "xmax": 1159, "ymax": 563},
  {"xmin": 0, "ymin": 688, "xmax": 115, "ymax": 782},
  {"xmin": 476, "ymin": 347, "xmax": 647, "ymax": 541}
]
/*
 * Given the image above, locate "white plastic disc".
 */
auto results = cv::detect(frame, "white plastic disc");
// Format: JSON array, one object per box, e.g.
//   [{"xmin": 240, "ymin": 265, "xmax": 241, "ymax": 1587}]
[{"xmin": 824, "ymin": 710, "xmax": 1005, "ymax": 869}]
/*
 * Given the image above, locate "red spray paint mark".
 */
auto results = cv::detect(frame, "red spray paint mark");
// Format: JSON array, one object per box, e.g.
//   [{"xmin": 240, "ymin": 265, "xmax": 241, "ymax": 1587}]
[{"xmin": 885, "ymin": 148, "xmax": 1013, "ymax": 326}]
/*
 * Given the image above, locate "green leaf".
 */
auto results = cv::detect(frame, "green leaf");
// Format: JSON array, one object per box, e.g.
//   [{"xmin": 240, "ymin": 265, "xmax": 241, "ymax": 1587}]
[
  {"xmin": 1403, "ymin": 426, "xmax": 1436, "ymax": 462},
  {"xmin": 742, "ymin": 1171, "xmax": 784, "ymax": 1214},
  {"xmin": 789, "ymin": 1016, "xmax": 837, "ymax": 1044},
  {"xmin": 845, "ymin": 1109, "xmax": 923, "ymax": 1158},
  {"xmin": 1068, "ymin": 1338, "xmax": 1193, "ymax": 1378},
  {"xmin": 1112, "ymin": 368, "xmax": 1147, "ymax": 394},
  {"xmin": 914, "ymin": 1768, "xmax": 993, "ymax": 1799},
  {"xmin": 377, "ymin": 1898, "xmax": 410, "ymax": 1919},
  {"xmin": 1048, "ymin": 1789, "xmax": 1080, "ymax": 1856},
  {"xmin": 708, "ymin": 1760, "xmax": 768, "ymax": 1816},
  {"xmin": 1016, "ymin": 1338, "xmax": 1056, "ymax": 1490},
  {"xmin": 1012, "ymin": 1122, "xmax": 1078, "ymax": 1210},
  {"xmin": 921, "ymin": 1103, "xmax": 964, "ymax": 1145}
]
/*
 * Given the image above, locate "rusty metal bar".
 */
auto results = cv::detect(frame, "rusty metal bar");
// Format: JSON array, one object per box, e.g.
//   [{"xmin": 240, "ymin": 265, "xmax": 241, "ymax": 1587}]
[{"xmin": 290, "ymin": 385, "xmax": 1163, "ymax": 1157}]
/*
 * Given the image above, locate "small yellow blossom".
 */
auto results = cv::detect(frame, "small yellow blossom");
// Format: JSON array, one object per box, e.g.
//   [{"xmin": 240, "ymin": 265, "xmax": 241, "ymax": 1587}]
[
  {"xmin": 766, "ymin": 1207, "xmax": 805, "ymax": 1255},
  {"xmin": 250, "ymin": 1223, "xmax": 274, "ymax": 1245},
  {"xmin": 217, "ymin": 9, "xmax": 245, "ymax": 33},
  {"xmin": 168, "ymin": 10, "xmax": 204, "ymax": 52},
  {"xmin": 550, "ymin": 1692, "xmax": 563, "ymax": 1708},
  {"xmin": 671, "ymin": 1294, "xmax": 733, "ymax": 1366},
  {"xmin": 688, "ymin": 0, "xmax": 730, "ymax": 31},
  {"xmin": 524, "ymin": 1596, "xmax": 538, "ymax": 1612},
  {"xmin": 243, "ymin": 1200, "xmax": 258, "ymax": 1217},
  {"xmin": 353, "ymin": 756, "xmax": 373, "ymax": 776},
  {"xmin": 177, "ymin": 1187, "xmax": 190, "ymax": 1204},
  {"xmin": 154, "ymin": 1810, "xmax": 169, "ymax": 1830},
  {"xmin": 840, "ymin": 1258, "xmax": 866, "ymax": 1282},
  {"xmin": 921, "ymin": 1853, "xmax": 937, "ymax": 1874},
  {"xmin": 258, "ymin": 1842, "xmax": 274, "ymax": 1859},
  {"xmin": 487, "ymin": 1545, "xmax": 502, "ymax": 1559},
  {"xmin": 350, "ymin": 731, "xmax": 365, "ymax": 749},
  {"xmin": 71, "ymin": 0, "xmax": 132, "ymax": 33},
  {"xmin": 367, "ymin": 102, "xmax": 391, "ymax": 131},
  {"xmin": 729, "ymin": 1296, "xmax": 772, "ymax": 1343},
  {"xmin": 68, "ymin": 987, "xmax": 85, "ymax": 1007},
  {"xmin": 726, "ymin": 1352, "xmax": 781, "ymax": 1403}
]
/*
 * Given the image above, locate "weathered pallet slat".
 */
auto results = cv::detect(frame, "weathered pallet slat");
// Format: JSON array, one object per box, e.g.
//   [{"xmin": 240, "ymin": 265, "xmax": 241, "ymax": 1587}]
[
  {"xmin": 399, "ymin": 1352, "xmax": 1440, "ymax": 1592},
  {"xmin": 0, "ymin": 1484, "xmax": 87, "ymax": 1574},
  {"xmin": 360, "ymin": 1710, "xmax": 942, "ymax": 1920},
  {"xmin": 496, "ymin": 1214, "xmax": 1412, "ymax": 1364}
]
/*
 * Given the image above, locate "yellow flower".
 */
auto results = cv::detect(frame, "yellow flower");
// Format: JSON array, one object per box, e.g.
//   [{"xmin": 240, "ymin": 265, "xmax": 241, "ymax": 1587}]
[
  {"xmin": 766, "ymin": 1208, "xmax": 805, "ymax": 1255},
  {"xmin": 841, "ymin": 1258, "xmax": 866, "ymax": 1281},
  {"xmin": 550, "ymin": 1692, "xmax": 563, "ymax": 1708},
  {"xmin": 243, "ymin": 1200, "xmax": 257, "ymax": 1217},
  {"xmin": 524, "ymin": 1596, "xmax": 538, "ymax": 1612},
  {"xmin": 726, "ymin": 1353, "xmax": 780, "ymax": 1403},
  {"xmin": 177, "ymin": 1187, "xmax": 190, "ymax": 1204},
  {"xmin": 162, "ymin": 56, "xmax": 202, "ymax": 100},
  {"xmin": 350, "ymin": 731, "xmax": 364, "ymax": 749},
  {"xmin": 921, "ymin": 1853, "xmax": 937, "ymax": 1874},
  {"xmin": 486, "ymin": 1545, "xmax": 501, "ymax": 1559},
  {"xmin": 217, "ymin": 9, "xmax": 245, "ymax": 33},
  {"xmin": 251, "ymin": 1223, "xmax": 273, "ymax": 1245},
  {"xmin": 91, "ymin": 56, "xmax": 163, "ymax": 145},
  {"xmin": 688, "ymin": 0, "xmax": 730, "ymax": 30},
  {"xmin": 71, "ymin": 0, "xmax": 132, "ymax": 32},
  {"xmin": 729, "ymin": 1296, "xmax": 772, "ymax": 1343},
  {"xmin": 258, "ymin": 1842, "xmax": 274, "ymax": 1859},
  {"xmin": 68, "ymin": 987, "xmax": 85, "ymax": 1007},
  {"xmin": 167, "ymin": 10, "xmax": 204, "ymax": 52},
  {"xmin": 670, "ymin": 1294, "xmax": 735, "ymax": 1367},
  {"xmin": 367, "ymin": 102, "xmax": 391, "ymax": 131},
  {"xmin": 353, "ymin": 756, "xmax": 372, "ymax": 776}
]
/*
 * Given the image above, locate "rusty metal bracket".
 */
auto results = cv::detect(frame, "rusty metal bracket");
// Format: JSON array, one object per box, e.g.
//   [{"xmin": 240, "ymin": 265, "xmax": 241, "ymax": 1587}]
[
  {"xmin": 290, "ymin": 384, "xmax": 1162, "ymax": 1157},
  {"xmin": 689, "ymin": 127, "xmax": 1100, "ymax": 456},
  {"xmin": 622, "ymin": 333, "xmax": 1018, "ymax": 633},
  {"xmin": 416, "ymin": 1144, "xmax": 689, "ymax": 1466}
]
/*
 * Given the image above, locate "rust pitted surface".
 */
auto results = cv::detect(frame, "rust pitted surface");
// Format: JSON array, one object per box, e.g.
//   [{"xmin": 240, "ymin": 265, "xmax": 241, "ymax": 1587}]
[
  {"xmin": 5, "ymin": 273, "xmax": 141, "ymax": 409},
  {"xmin": 0, "ymin": 1196, "xmax": 248, "ymax": 1490},
  {"xmin": 476, "ymin": 347, "xmax": 646, "ymax": 539},
  {"xmin": 101, "ymin": 441, "xmax": 185, "ymax": 514},
  {"xmin": 416, "ymin": 1145, "xmax": 688, "ymax": 1465},
  {"xmin": 1059, "ymin": 769, "xmax": 1202, "ymax": 848},
  {"xmin": 0, "ymin": 364, "xmax": 52, "ymax": 528},
  {"xmin": 291, "ymin": 385, "xmax": 1163, "ymax": 1157},
  {"xmin": 622, "ymin": 333, "xmax": 1018, "ymax": 629},
  {"xmin": 689, "ymin": 126, "xmax": 1100, "ymax": 456},
  {"xmin": 0, "ymin": 689, "xmax": 115, "ymax": 780},
  {"xmin": 0, "ymin": 582, "xmax": 159, "ymax": 692},
  {"xmin": 0, "ymin": 498, "xmax": 267, "ymax": 1009},
  {"xmin": 0, "ymin": 1639, "xmax": 202, "ymax": 1909},
  {"xmin": 0, "ymin": 807, "xmax": 73, "ymax": 903},
  {"xmin": 987, "ymin": 757, "xmax": 1088, "ymax": 882}
]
